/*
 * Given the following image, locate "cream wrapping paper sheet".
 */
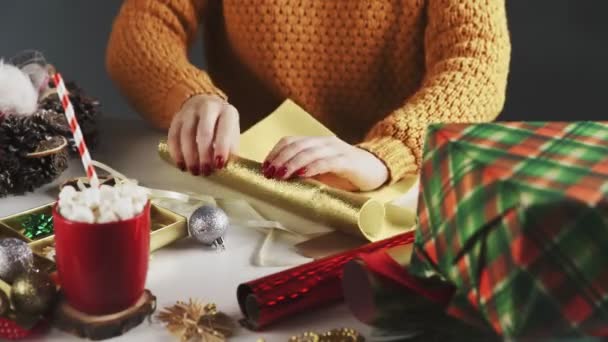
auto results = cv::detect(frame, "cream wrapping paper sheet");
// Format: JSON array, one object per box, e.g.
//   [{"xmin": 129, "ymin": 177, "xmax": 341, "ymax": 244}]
[{"xmin": 158, "ymin": 100, "xmax": 418, "ymax": 262}]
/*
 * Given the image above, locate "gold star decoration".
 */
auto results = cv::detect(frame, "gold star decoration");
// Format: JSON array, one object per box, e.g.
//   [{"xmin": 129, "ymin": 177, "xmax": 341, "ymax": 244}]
[{"xmin": 157, "ymin": 299, "xmax": 236, "ymax": 342}]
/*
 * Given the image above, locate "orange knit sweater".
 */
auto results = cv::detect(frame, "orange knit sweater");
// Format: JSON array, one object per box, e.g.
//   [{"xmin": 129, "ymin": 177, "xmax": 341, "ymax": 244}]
[{"xmin": 106, "ymin": 0, "xmax": 510, "ymax": 183}]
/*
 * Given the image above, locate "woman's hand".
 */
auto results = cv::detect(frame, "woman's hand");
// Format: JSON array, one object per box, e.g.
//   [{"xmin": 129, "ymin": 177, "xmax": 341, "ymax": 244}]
[
  {"xmin": 263, "ymin": 136, "xmax": 389, "ymax": 191},
  {"xmin": 167, "ymin": 94, "xmax": 240, "ymax": 176}
]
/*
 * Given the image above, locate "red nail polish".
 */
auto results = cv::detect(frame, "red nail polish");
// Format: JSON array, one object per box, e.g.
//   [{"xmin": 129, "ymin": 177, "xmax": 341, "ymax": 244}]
[
  {"xmin": 190, "ymin": 165, "xmax": 200, "ymax": 176},
  {"xmin": 296, "ymin": 168, "xmax": 307, "ymax": 177},
  {"xmin": 262, "ymin": 161, "xmax": 270, "ymax": 171},
  {"xmin": 264, "ymin": 166, "xmax": 276, "ymax": 179},
  {"xmin": 203, "ymin": 164, "xmax": 212, "ymax": 176},
  {"xmin": 177, "ymin": 162, "xmax": 186, "ymax": 172},
  {"xmin": 276, "ymin": 166, "xmax": 287, "ymax": 179},
  {"xmin": 215, "ymin": 156, "xmax": 224, "ymax": 169}
]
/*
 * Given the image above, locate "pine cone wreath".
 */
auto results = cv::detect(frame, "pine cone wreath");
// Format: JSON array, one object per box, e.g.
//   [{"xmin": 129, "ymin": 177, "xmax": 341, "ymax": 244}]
[{"xmin": 0, "ymin": 79, "xmax": 102, "ymax": 198}]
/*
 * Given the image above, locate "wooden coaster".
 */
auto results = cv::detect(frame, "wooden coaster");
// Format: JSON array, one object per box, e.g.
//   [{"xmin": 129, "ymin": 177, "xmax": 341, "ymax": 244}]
[{"xmin": 52, "ymin": 290, "xmax": 156, "ymax": 341}]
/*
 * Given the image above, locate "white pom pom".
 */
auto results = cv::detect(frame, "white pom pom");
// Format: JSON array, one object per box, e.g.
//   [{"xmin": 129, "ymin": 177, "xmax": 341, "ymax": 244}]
[
  {"xmin": 20, "ymin": 63, "xmax": 49, "ymax": 94},
  {"xmin": 0, "ymin": 61, "xmax": 38, "ymax": 116}
]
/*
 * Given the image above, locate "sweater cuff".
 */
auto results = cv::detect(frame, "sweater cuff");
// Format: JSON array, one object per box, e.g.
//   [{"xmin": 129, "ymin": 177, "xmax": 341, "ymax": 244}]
[
  {"xmin": 357, "ymin": 136, "xmax": 417, "ymax": 185},
  {"xmin": 160, "ymin": 79, "xmax": 227, "ymax": 129}
]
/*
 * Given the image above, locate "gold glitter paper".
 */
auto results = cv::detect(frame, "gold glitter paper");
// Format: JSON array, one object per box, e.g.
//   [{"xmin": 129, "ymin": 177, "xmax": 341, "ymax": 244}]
[{"xmin": 158, "ymin": 101, "xmax": 417, "ymax": 242}]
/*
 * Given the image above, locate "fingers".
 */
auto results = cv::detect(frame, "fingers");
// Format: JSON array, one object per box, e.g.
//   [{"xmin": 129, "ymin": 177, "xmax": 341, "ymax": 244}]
[
  {"xmin": 180, "ymin": 113, "xmax": 200, "ymax": 175},
  {"xmin": 167, "ymin": 118, "xmax": 184, "ymax": 171},
  {"xmin": 212, "ymin": 104, "xmax": 239, "ymax": 171},
  {"xmin": 167, "ymin": 94, "xmax": 240, "ymax": 177},
  {"xmin": 196, "ymin": 101, "xmax": 221, "ymax": 175},
  {"xmin": 266, "ymin": 139, "xmax": 323, "ymax": 178},
  {"xmin": 279, "ymin": 146, "xmax": 338, "ymax": 179},
  {"xmin": 264, "ymin": 136, "xmax": 300, "ymax": 168},
  {"xmin": 302, "ymin": 154, "xmax": 348, "ymax": 177},
  {"xmin": 263, "ymin": 136, "xmax": 342, "ymax": 179}
]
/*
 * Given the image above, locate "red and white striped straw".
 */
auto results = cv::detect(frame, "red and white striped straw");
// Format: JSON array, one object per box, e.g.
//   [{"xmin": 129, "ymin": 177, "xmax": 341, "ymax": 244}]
[{"xmin": 52, "ymin": 73, "xmax": 99, "ymax": 188}]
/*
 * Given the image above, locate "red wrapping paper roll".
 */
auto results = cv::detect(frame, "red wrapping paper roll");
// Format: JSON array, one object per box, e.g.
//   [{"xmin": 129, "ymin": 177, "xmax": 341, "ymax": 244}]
[{"xmin": 237, "ymin": 231, "xmax": 415, "ymax": 330}]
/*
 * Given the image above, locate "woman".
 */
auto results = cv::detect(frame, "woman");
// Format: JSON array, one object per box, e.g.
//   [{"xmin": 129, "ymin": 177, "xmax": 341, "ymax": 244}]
[{"xmin": 106, "ymin": 0, "xmax": 510, "ymax": 191}]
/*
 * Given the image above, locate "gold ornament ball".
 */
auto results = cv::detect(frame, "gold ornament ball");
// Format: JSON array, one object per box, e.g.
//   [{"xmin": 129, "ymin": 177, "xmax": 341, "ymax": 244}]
[
  {"xmin": 11, "ymin": 270, "xmax": 57, "ymax": 315},
  {"xmin": 0, "ymin": 290, "xmax": 9, "ymax": 316}
]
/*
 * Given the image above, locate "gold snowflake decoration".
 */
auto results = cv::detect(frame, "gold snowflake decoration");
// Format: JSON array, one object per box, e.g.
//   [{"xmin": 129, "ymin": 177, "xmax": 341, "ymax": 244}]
[{"xmin": 157, "ymin": 299, "xmax": 236, "ymax": 342}]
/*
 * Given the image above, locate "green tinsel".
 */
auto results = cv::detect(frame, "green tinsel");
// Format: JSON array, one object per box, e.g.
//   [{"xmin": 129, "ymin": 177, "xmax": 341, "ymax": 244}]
[{"xmin": 21, "ymin": 214, "xmax": 53, "ymax": 240}]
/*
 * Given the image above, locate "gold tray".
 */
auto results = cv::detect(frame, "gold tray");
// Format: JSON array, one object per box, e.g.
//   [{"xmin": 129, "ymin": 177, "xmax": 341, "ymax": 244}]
[{"xmin": 0, "ymin": 202, "xmax": 188, "ymax": 259}]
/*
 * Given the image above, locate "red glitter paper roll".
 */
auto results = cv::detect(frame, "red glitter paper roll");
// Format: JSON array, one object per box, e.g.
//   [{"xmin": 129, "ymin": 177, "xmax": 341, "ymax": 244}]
[{"xmin": 236, "ymin": 231, "xmax": 415, "ymax": 330}]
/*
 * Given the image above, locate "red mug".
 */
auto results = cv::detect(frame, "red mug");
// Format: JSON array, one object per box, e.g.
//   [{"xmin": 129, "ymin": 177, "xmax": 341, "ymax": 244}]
[{"xmin": 53, "ymin": 202, "xmax": 150, "ymax": 315}]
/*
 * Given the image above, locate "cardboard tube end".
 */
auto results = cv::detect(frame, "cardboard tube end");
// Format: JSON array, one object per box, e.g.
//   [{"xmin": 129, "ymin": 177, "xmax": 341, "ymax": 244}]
[{"xmin": 358, "ymin": 200, "xmax": 386, "ymax": 240}]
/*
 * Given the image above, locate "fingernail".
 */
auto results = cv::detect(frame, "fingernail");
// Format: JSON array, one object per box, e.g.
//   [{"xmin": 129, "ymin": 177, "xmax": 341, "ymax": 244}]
[
  {"xmin": 276, "ymin": 166, "xmax": 287, "ymax": 179},
  {"xmin": 262, "ymin": 161, "xmax": 270, "ymax": 171},
  {"xmin": 264, "ymin": 166, "xmax": 276, "ymax": 179},
  {"xmin": 177, "ymin": 162, "xmax": 186, "ymax": 172},
  {"xmin": 190, "ymin": 165, "xmax": 201, "ymax": 176},
  {"xmin": 203, "ymin": 164, "xmax": 213, "ymax": 176},
  {"xmin": 296, "ymin": 168, "xmax": 307, "ymax": 177},
  {"xmin": 215, "ymin": 156, "xmax": 224, "ymax": 169}
]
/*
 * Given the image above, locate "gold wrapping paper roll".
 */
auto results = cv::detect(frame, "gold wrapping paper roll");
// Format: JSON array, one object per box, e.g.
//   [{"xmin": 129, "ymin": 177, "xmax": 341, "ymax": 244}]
[{"xmin": 158, "ymin": 141, "xmax": 406, "ymax": 241}]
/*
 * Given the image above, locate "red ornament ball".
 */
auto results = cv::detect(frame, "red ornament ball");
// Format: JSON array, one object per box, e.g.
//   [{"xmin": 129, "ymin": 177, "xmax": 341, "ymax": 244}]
[{"xmin": 0, "ymin": 318, "xmax": 48, "ymax": 340}]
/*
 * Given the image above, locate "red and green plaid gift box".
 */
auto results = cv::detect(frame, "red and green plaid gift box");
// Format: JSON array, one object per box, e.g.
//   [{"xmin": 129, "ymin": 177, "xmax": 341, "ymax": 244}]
[{"xmin": 409, "ymin": 121, "xmax": 608, "ymax": 339}]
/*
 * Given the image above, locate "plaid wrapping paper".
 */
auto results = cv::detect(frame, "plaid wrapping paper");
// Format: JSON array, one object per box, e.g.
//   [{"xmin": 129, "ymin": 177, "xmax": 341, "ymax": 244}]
[{"xmin": 409, "ymin": 121, "xmax": 608, "ymax": 338}]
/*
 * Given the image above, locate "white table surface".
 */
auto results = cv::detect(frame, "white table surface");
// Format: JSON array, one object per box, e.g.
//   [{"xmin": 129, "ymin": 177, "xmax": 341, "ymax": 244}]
[{"xmin": 0, "ymin": 119, "xmax": 372, "ymax": 342}]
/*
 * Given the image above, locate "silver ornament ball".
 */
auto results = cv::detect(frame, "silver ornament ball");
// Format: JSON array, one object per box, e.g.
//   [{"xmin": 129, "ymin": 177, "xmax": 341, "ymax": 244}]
[
  {"xmin": 0, "ymin": 238, "xmax": 34, "ymax": 283},
  {"xmin": 188, "ymin": 205, "xmax": 229, "ymax": 246}
]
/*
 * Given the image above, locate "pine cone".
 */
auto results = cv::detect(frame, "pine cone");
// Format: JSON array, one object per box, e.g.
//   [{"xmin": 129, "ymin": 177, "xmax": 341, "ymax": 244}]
[
  {"xmin": 0, "ymin": 115, "xmax": 51, "ymax": 157},
  {"xmin": 12, "ymin": 154, "xmax": 66, "ymax": 194},
  {"xmin": 0, "ymin": 170, "xmax": 12, "ymax": 197},
  {"xmin": 36, "ymin": 109, "xmax": 69, "ymax": 135},
  {"xmin": 0, "ymin": 153, "xmax": 19, "ymax": 197},
  {"xmin": 41, "ymin": 81, "xmax": 101, "ymax": 153}
]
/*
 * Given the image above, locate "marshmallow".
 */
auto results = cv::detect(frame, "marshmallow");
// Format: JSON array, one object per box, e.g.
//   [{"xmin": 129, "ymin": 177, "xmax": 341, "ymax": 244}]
[
  {"xmin": 97, "ymin": 208, "xmax": 119, "ymax": 224},
  {"xmin": 133, "ymin": 199, "xmax": 147, "ymax": 215},
  {"xmin": 58, "ymin": 182, "xmax": 148, "ymax": 224},
  {"xmin": 70, "ymin": 205, "xmax": 95, "ymax": 224},
  {"xmin": 114, "ymin": 197, "xmax": 136, "ymax": 221},
  {"xmin": 82, "ymin": 188, "xmax": 101, "ymax": 208},
  {"xmin": 99, "ymin": 185, "xmax": 117, "ymax": 202},
  {"xmin": 60, "ymin": 204, "xmax": 73, "ymax": 219},
  {"xmin": 59, "ymin": 186, "xmax": 77, "ymax": 203}
]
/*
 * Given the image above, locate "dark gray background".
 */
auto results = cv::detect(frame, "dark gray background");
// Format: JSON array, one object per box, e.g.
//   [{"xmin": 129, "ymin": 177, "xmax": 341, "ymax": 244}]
[{"xmin": 1, "ymin": 1, "xmax": 607, "ymax": 123}]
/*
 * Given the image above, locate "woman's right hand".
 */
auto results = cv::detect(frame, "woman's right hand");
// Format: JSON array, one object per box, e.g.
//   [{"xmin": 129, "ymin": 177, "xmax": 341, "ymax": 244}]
[{"xmin": 168, "ymin": 94, "xmax": 240, "ymax": 176}]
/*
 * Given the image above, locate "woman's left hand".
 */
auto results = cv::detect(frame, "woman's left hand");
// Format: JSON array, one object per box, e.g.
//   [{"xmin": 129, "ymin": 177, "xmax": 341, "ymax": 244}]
[{"xmin": 262, "ymin": 136, "xmax": 389, "ymax": 191}]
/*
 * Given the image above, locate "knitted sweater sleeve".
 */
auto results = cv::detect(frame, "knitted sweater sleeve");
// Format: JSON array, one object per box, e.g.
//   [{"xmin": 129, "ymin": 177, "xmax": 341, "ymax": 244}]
[
  {"xmin": 358, "ymin": 0, "xmax": 511, "ymax": 184},
  {"xmin": 106, "ymin": 0, "xmax": 226, "ymax": 129}
]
